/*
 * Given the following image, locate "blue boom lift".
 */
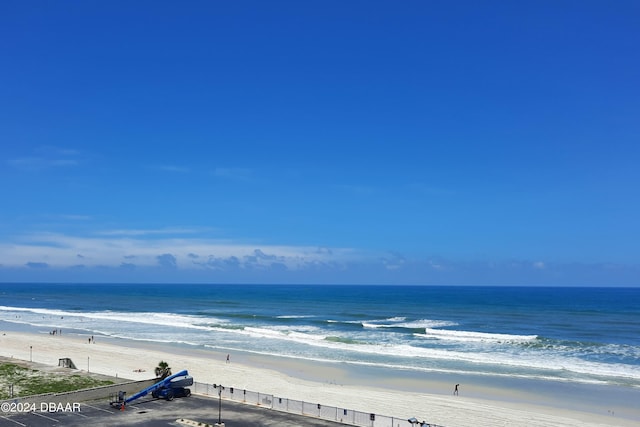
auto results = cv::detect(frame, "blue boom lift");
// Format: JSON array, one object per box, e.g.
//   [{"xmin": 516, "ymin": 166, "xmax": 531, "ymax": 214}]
[{"xmin": 110, "ymin": 370, "xmax": 193, "ymax": 409}]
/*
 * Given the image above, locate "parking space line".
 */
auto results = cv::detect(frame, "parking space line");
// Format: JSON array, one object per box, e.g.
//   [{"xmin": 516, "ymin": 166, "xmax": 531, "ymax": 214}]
[
  {"xmin": 0, "ymin": 416, "xmax": 27, "ymax": 426},
  {"xmin": 30, "ymin": 411, "xmax": 58, "ymax": 422},
  {"xmin": 81, "ymin": 403, "xmax": 112, "ymax": 414}
]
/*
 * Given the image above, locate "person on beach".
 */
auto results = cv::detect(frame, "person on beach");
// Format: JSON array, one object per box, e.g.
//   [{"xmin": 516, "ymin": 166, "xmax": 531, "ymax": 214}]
[
  {"xmin": 226, "ymin": 354, "xmax": 230, "ymax": 363},
  {"xmin": 454, "ymin": 384, "xmax": 459, "ymax": 396}
]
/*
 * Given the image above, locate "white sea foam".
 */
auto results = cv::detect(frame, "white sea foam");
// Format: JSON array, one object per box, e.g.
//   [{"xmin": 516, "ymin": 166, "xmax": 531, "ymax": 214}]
[
  {"xmin": 396, "ymin": 319, "xmax": 458, "ymax": 329},
  {"xmin": 0, "ymin": 305, "xmax": 227, "ymax": 331},
  {"xmin": 417, "ymin": 328, "xmax": 538, "ymax": 343},
  {"xmin": 200, "ymin": 324, "xmax": 640, "ymax": 383},
  {"xmin": 242, "ymin": 326, "xmax": 326, "ymax": 343},
  {"xmin": 362, "ymin": 318, "xmax": 456, "ymax": 329},
  {"xmin": 209, "ymin": 326, "xmax": 640, "ymax": 383},
  {"xmin": 0, "ymin": 305, "xmax": 73, "ymax": 318},
  {"xmin": 327, "ymin": 319, "xmax": 360, "ymax": 325},
  {"xmin": 277, "ymin": 315, "xmax": 314, "ymax": 319},
  {"xmin": 362, "ymin": 322, "xmax": 385, "ymax": 329},
  {"xmin": 3, "ymin": 304, "xmax": 639, "ymax": 386}
]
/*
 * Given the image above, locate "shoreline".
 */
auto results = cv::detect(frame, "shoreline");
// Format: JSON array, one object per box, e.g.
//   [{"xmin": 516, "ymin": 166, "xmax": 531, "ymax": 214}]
[{"xmin": 0, "ymin": 327, "xmax": 638, "ymax": 426}]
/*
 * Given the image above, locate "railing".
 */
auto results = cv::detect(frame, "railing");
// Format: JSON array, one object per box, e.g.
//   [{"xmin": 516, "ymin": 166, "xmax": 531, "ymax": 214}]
[{"xmin": 192, "ymin": 381, "xmax": 443, "ymax": 427}]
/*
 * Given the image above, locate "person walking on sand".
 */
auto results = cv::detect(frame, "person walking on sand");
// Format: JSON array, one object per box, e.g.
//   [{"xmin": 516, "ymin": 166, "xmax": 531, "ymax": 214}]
[
  {"xmin": 226, "ymin": 354, "xmax": 230, "ymax": 363},
  {"xmin": 454, "ymin": 384, "xmax": 459, "ymax": 396}
]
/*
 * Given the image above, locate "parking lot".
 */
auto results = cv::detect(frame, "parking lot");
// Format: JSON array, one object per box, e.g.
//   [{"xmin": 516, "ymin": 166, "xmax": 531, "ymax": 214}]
[{"xmin": 0, "ymin": 394, "xmax": 347, "ymax": 427}]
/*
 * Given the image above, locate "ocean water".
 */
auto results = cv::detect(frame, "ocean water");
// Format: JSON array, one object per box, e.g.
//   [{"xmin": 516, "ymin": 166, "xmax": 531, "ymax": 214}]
[{"xmin": 1, "ymin": 283, "xmax": 639, "ymax": 390}]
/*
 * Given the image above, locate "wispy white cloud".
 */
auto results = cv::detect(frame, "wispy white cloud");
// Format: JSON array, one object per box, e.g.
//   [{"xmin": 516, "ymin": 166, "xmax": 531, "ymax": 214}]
[
  {"xmin": 0, "ymin": 231, "xmax": 360, "ymax": 272},
  {"xmin": 96, "ymin": 227, "xmax": 214, "ymax": 237},
  {"xmin": 1, "ymin": 229, "xmax": 637, "ymax": 286},
  {"xmin": 381, "ymin": 251, "xmax": 406, "ymax": 270},
  {"xmin": 153, "ymin": 165, "xmax": 190, "ymax": 173},
  {"xmin": 7, "ymin": 146, "xmax": 83, "ymax": 171},
  {"xmin": 533, "ymin": 261, "xmax": 545, "ymax": 269},
  {"xmin": 8, "ymin": 157, "xmax": 79, "ymax": 171}
]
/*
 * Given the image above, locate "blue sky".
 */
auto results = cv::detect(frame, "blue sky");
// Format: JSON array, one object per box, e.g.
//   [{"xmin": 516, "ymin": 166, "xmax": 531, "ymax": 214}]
[{"xmin": 1, "ymin": 1, "xmax": 639, "ymax": 285}]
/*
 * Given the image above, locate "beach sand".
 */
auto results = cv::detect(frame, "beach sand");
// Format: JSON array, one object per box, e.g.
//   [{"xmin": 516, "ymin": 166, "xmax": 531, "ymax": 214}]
[{"xmin": 0, "ymin": 331, "xmax": 637, "ymax": 427}]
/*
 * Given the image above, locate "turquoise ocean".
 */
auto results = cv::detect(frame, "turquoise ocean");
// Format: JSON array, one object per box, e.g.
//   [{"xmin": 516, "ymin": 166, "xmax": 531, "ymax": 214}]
[{"xmin": 1, "ymin": 283, "xmax": 638, "ymax": 391}]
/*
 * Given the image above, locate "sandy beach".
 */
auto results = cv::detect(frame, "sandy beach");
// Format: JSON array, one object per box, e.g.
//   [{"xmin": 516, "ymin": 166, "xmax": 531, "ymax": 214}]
[{"xmin": 0, "ymin": 330, "xmax": 637, "ymax": 427}]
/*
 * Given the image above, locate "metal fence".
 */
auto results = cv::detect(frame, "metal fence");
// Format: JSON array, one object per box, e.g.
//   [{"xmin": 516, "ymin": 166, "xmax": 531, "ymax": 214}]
[{"xmin": 192, "ymin": 381, "xmax": 443, "ymax": 427}]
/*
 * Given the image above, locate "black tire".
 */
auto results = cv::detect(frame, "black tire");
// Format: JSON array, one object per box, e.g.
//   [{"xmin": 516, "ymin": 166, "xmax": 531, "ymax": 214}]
[
  {"xmin": 165, "ymin": 389, "xmax": 174, "ymax": 401},
  {"xmin": 151, "ymin": 391, "xmax": 158, "ymax": 398},
  {"xmin": 184, "ymin": 388, "xmax": 191, "ymax": 397}
]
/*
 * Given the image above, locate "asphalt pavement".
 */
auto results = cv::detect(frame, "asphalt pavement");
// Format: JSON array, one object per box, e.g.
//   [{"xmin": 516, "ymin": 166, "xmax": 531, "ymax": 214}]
[{"xmin": 0, "ymin": 394, "xmax": 347, "ymax": 427}]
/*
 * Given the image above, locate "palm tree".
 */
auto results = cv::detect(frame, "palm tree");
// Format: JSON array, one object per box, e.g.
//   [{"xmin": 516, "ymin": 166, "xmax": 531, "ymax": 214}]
[{"xmin": 155, "ymin": 360, "xmax": 172, "ymax": 379}]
